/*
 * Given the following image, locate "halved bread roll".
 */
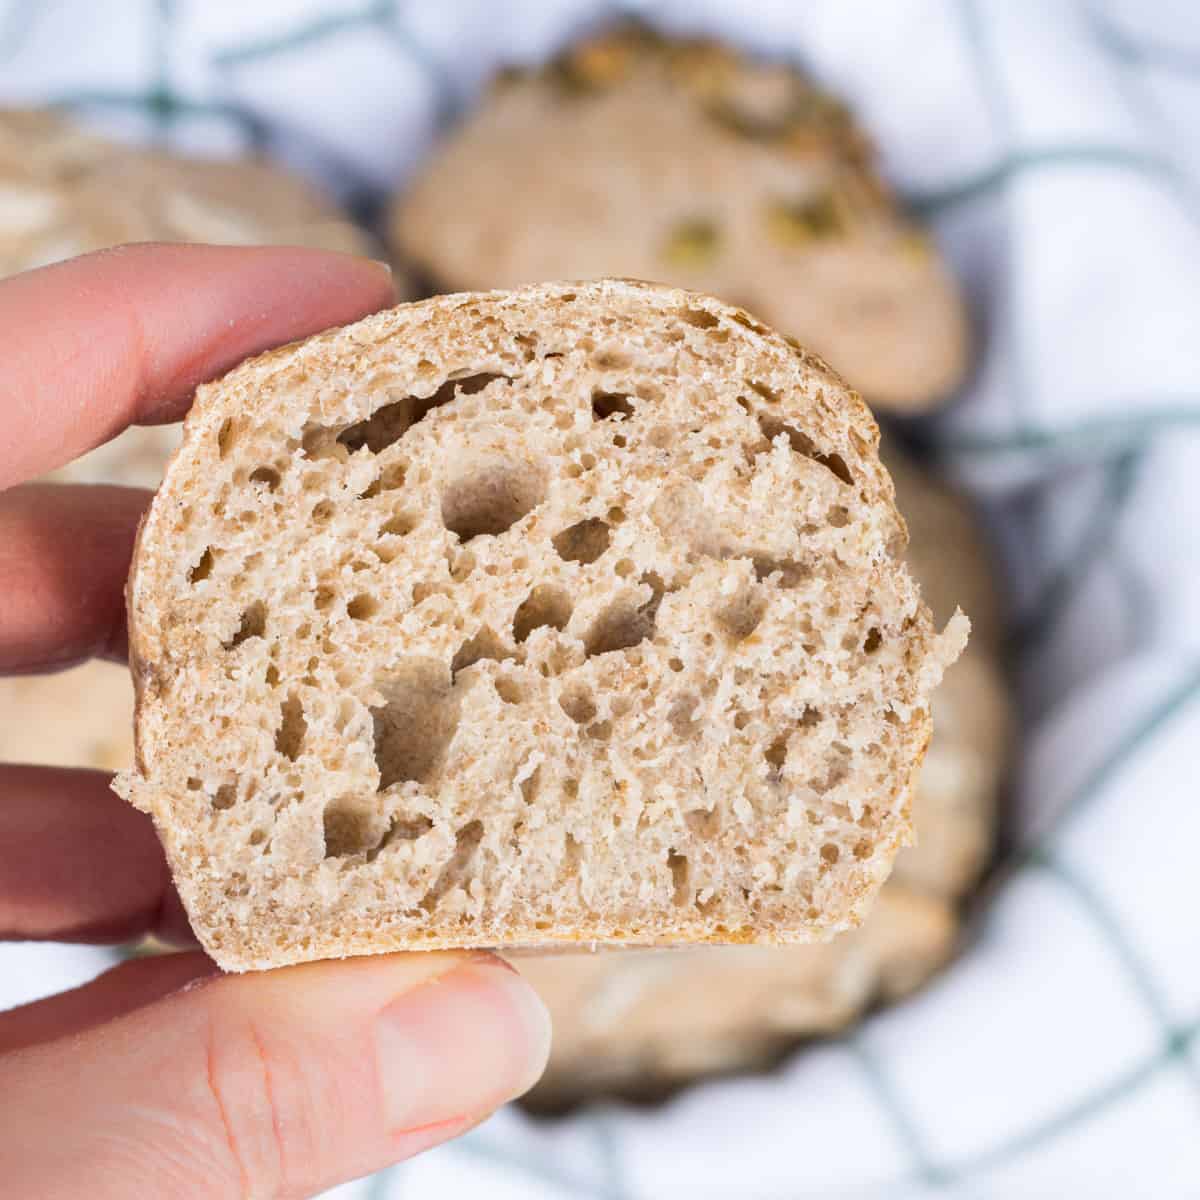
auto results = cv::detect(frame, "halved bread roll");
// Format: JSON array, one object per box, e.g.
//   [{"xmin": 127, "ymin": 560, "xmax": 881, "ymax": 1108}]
[{"xmin": 115, "ymin": 279, "xmax": 965, "ymax": 971}]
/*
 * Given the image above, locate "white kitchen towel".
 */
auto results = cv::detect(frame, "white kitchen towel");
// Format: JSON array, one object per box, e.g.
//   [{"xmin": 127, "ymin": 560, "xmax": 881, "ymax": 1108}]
[{"xmin": 2, "ymin": 1, "xmax": 1199, "ymax": 1196}]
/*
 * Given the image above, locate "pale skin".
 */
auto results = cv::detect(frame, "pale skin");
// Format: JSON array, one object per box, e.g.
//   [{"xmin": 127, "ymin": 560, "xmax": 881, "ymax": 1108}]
[{"xmin": 0, "ymin": 244, "xmax": 551, "ymax": 1198}]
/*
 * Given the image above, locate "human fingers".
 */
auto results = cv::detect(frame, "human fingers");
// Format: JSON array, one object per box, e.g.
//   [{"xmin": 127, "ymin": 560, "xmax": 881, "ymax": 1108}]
[
  {"xmin": 0, "ymin": 243, "xmax": 395, "ymax": 490},
  {"xmin": 0, "ymin": 765, "xmax": 193, "ymax": 945},
  {"xmin": 0, "ymin": 951, "xmax": 551, "ymax": 1198},
  {"xmin": 0, "ymin": 483, "xmax": 148, "ymax": 673},
  {"xmin": 0, "ymin": 950, "xmax": 217, "ymax": 1054}
]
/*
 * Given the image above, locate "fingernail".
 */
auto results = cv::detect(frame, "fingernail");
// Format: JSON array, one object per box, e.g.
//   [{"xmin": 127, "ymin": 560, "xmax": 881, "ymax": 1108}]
[
  {"xmin": 376, "ymin": 957, "xmax": 550, "ymax": 1133},
  {"xmin": 366, "ymin": 258, "xmax": 398, "ymax": 302}
]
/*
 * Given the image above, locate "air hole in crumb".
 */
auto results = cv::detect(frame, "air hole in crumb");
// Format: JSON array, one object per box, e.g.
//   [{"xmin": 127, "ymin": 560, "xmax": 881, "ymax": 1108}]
[
  {"xmin": 552, "ymin": 517, "xmax": 611, "ymax": 564},
  {"xmin": 412, "ymin": 581, "xmax": 448, "ymax": 606},
  {"xmin": 585, "ymin": 593, "xmax": 658, "ymax": 658},
  {"xmin": 559, "ymin": 687, "xmax": 597, "ymax": 725},
  {"xmin": 731, "ymin": 310, "xmax": 770, "ymax": 336},
  {"xmin": 274, "ymin": 693, "xmax": 307, "ymax": 760},
  {"xmin": 212, "ymin": 783, "xmax": 237, "ymax": 810},
  {"xmin": 685, "ymin": 806, "xmax": 720, "ymax": 837},
  {"xmin": 800, "ymin": 707, "xmax": 822, "ymax": 728},
  {"xmin": 441, "ymin": 460, "xmax": 544, "ymax": 542},
  {"xmin": 828, "ymin": 505, "xmax": 850, "ymax": 528},
  {"xmin": 388, "ymin": 815, "xmax": 434, "ymax": 844},
  {"xmin": 419, "ymin": 820, "xmax": 484, "ymax": 913},
  {"xmin": 613, "ymin": 434, "xmax": 627, "ymax": 448},
  {"xmin": 249, "ymin": 466, "xmax": 281, "ymax": 491},
  {"xmin": 752, "ymin": 556, "xmax": 810, "ymax": 588},
  {"xmin": 189, "ymin": 547, "xmax": 215, "ymax": 584},
  {"xmin": 667, "ymin": 850, "xmax": 690, "ymax": 905},
  {"xmin": 495, "ymin": 675, "xmax": 524, "ymax": 705},
  {"xmin": 381, "ymin": 511, "xmax": 416, "ymax": 538},
  {"xmin": 587, "ymin": 720, "xmax": 612, "ymax": 740},
  {"xmin": 513, "ymin": 585, "xmax": 572, "ymax": 643},
  {"xmin": 679, "ymin": 307, "xmax": 719, "ymax": 329},
  {"xmin": 592, "ymin": 390, "xmax": 635, "ymax": 421},
  {"xmin": 734, "ymin": 710, "xmax": 751, "ymax": 730},
  {"xmin": 864, "ymin": 627, "xmax": 883, "ymax": 653},
  {"xmin": 716, "ymin": 585, "xmax": 767, "ymax": 641},
  {"xmin": 451, "ymin": 625, "xmax": 511, "ymax": 675},
  {"xmin": 669, "ymin": 694, "xmax": 700, "ymax": 738},
  {"xmin": 224, "ymin": 601, "xmax": 265, "ymax": 649},
  {"xmin": 668, "ymin": 656, "xmax": 684, "ymax": 672},
  {"xmin": 336, "ymin": 374, "xmax": 510, "ymax": 455},
  {"xmin": 314, "ymin": 585, "xmax": 336, "ymax": 611},
  {"xmin": 758, "ymin": 415, "xmax": 853, "ymax": 484},
  {"xmin": 765, "ymin": 735, "xmax": 789, "ymax": 771},
  {"xmin": 249, "ymin": 828, "xmax": 267, "ymax": 846},
  {"xmin": 450, "ymin": 551, "xmax": 475, "ymax": 582},
  {"xmin": 821, "ymin": 843, "xmax": 840, "ymax": 865},
  {"xmin": 592, "ymin": 347, "xmax": 631, "ymax": 369},
  {"xmin": 614, "ymin": 557, "xmax": 635, "ymax": 577},
  {"xmin": 519, "ymin": 764, "xmax": 541, "ymax": 804},
  {"xmin": 301, "ymin": 425, "xmax": 348, "ymax": 462},
  {"xmin": 361, "ymin": 461, "xmax": 407, "ymax": 498},
  {"xmin": 311, "ymin": 499, "xmax": 335, "ymax": 523},
  {"xmin": 347, "ymin": 594, "xmax": 378, "ymax": 621},
  {"xmin": 322, "ymin": 797, "xmax": 383, "ymax": 858},
  {"xmin": 749, "ymin": 380, "xmax": 781, "ymax": 403},
  {"xmin": 563, "ymin": 832, "xmax": 584, "ymax": 877},
  {"xmin": 217, "ymin": 418, "xmax": 235, "ymax": 458},
  {"xmin": 372, "ymin": 659, "xmax": 461, "ymax": 789}
]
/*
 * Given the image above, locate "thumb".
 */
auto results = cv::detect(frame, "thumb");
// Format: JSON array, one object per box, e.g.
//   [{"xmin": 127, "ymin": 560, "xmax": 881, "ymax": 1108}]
[{"xmin": 0, "ymin": 950, "xmax": 549, "ymax": 1199}]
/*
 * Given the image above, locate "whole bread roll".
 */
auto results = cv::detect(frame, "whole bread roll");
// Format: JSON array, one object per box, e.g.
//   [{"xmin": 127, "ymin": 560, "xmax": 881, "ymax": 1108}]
[
  {"xmin": 518, "ymin": 886, "xmax": 956, "ymax": 1107},
  {"xmin": 114, "ymin": 280, "xmax": 965, "ymax": 971},
  {"xmin": 0, "ymin": 108, "xmax": 373, "ymax": 278},
  {"xmin": 391, "ymin": 26, "xmax": 968, "ymax": 413}
]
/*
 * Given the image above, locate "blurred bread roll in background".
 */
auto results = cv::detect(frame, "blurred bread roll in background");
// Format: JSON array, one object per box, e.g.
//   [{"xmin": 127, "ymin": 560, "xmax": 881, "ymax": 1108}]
[{"xmin": 392, "ymin": 25, "xmax": 969, "ymax": 413}]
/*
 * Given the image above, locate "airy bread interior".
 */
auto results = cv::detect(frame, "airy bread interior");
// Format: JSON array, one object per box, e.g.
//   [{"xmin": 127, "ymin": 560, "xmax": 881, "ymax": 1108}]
[{"xmin": 116, "ymin": 279, "xmax": 965, "ymax": 970}]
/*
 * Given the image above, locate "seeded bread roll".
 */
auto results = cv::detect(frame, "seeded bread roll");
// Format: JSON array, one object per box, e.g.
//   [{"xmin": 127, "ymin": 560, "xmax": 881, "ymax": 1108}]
[
  {"xmin": 114, "ymin": 279, "xmax": 965, "ymax": 971},
  {"xmin": 391, "ymin": 26, "xmax": 968, "ymax": 413},
  {"xmin": 0, "ymin": 107, "xmax": 373, "ymax": 277}
]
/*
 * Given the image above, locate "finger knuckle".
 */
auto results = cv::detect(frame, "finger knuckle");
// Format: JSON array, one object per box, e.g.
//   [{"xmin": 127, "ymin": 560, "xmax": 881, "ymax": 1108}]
[{"xmin": 199, "ymin": 989, "xmax": 327, "ymax": 1197}]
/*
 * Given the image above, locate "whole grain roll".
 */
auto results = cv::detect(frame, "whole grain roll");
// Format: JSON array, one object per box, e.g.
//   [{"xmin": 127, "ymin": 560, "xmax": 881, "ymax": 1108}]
[
  {"xmin": 0, "ymin": 108, "xmax": 374, "ymax": 277},
  {"xmin": 391, "ymin": 26, "xmax": 968, "ymax": 413},
  {"xmin": 115, "ymin": 279, "xmax": 965, "ymax": 971}
]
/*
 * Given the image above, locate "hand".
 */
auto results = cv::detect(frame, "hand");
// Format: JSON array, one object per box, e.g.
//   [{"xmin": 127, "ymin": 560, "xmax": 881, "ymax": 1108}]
[{"xmin": 0, "ymin": 245, "xmax": 550, "ymax": 1198}]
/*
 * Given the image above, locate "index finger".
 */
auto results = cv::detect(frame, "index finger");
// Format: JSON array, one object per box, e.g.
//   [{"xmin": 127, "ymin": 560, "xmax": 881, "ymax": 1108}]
[{"xmin": 0, "ymin": 243, "xmax": 396, "ymax": 490}]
